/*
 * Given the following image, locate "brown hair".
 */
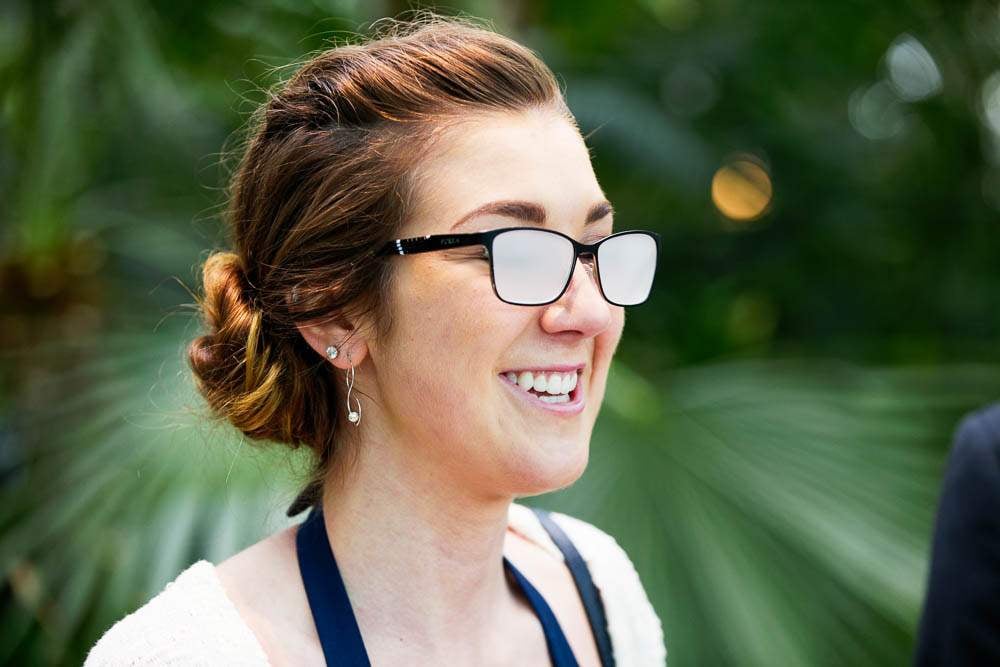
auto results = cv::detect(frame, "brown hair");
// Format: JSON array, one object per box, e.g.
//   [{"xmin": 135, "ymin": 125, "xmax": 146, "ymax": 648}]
[{"xmin": 187, "ymin": 13, "xmax": 574, "ymax": 516}]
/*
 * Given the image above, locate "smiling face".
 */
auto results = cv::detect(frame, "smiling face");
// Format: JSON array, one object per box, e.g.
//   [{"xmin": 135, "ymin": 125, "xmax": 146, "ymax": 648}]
[{"xmin": 369, "ymin": 108, "xmax": 625, "ymax": 498}]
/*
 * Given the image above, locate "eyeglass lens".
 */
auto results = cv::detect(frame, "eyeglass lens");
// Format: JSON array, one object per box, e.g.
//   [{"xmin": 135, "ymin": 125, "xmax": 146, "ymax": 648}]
[
  {"xmin": 491, "ymin": 229, "xmax": 657, "ymax": 306},
  {"xmin": 597, "ymin": 232, "xmax": 657, "ymax": 305}
]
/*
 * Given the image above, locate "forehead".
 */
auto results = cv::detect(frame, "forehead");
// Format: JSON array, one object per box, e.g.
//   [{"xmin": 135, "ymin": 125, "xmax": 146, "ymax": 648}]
[{"xmin": 406, "ymin": 110, "xmax": 605, "ymax": 234}]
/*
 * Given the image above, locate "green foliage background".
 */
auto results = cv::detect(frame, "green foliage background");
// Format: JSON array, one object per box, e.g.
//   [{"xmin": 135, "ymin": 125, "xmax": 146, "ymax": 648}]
[{"xmin": 2, "ymin": 1, "xmax": 999, "ymax": 665}]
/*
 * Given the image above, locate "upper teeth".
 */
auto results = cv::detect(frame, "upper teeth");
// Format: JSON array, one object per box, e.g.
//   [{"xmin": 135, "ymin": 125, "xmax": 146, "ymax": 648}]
[{"xmin": 503, "ymin": 370, "xmax": 578, "ymax": 395}]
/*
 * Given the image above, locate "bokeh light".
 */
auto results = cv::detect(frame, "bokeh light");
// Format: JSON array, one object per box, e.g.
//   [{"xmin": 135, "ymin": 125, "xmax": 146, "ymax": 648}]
[
  {"xmin": 982, "ymin": 70, "xmax": 1000, "ymax": 135},
  {"xmin": 885, "ymin": 33, "xmax": 942, "ymax": 102},
  {"xmin": 711, "ymin": 155, "xmax": 773, "ymax": 222},
  {"xmin": 848, "ymin": 80, "xmax": 913, "ymax": 140}
]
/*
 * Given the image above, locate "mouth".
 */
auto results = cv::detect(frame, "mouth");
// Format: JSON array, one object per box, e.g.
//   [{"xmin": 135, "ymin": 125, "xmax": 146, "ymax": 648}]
[{"xmin": 497, "ymin": 368, "xmax": 585, "ymax": 415}]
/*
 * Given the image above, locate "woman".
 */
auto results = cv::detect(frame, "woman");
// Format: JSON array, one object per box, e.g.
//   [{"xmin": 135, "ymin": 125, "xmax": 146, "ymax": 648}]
[{"xmin": 85, "ymin": 14, "xmax": 666, "ymax": 667}]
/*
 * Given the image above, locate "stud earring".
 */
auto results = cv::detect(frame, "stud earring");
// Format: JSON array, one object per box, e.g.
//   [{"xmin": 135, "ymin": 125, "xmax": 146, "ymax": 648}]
[{"xmin": 326, "ymin": 345, "xmax": 339, "ymax": 359}]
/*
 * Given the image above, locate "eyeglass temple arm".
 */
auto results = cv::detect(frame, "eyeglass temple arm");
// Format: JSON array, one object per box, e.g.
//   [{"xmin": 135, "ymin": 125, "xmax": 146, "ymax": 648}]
[{"xmin": 378, "ymin": 232, "xmax": 489, "ymax": 256}]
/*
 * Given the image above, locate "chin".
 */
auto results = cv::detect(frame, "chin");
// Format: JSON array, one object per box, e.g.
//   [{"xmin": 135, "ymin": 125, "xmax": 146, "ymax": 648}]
[{"xmin": 506, "ymin": 435, "xmax": 591, "ymax": 496}]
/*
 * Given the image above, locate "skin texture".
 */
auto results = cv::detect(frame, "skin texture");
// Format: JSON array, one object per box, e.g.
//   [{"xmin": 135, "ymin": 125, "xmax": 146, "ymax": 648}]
[{"xmin": 219, "ymin": 108, "xmax": 624, "ymax": 666}]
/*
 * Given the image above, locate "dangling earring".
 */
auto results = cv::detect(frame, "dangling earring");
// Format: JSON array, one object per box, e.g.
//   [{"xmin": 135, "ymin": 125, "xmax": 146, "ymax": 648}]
[
  {"xmin": 326, "ymin": 345, "xmax": 360, "ymax": 426},
  {"xmin": 345, "ymin": 353, "xmax": 361, "ymax": 426}
]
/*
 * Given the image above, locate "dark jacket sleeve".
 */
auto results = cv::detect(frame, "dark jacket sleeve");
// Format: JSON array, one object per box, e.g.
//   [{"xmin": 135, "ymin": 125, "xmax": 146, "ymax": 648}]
[{"xmin": 914, "ymin": 403, "xmax": 1000, "ymax": 666}]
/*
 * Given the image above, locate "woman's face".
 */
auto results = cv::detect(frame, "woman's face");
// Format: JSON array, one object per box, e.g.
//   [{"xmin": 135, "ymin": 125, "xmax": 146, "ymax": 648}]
[{"xmin": 372, "ymin": 109, "xmax": 625, "ymax": 498}]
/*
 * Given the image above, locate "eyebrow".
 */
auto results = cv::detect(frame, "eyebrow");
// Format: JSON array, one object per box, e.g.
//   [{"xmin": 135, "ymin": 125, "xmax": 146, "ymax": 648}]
[{"xmin": 450, "ymin": 199, "xmax": 615, "ymax": 230}]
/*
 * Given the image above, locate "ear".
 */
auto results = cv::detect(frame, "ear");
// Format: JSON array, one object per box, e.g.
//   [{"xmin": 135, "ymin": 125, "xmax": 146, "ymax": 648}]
[{"xmin": 295, "ymin": 318, "xmax": 369, "ymax": 370}]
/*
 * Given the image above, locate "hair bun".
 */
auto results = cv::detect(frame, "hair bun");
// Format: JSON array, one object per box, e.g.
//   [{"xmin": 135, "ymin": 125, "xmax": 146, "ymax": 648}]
[
  {"xmin": 187, "ymin": 248, "xmax": 335, "ymax": 457},
  {"xmin": 198, "ymin": 251, "xmax": 257, "ymax": 333},
  {"xmin": 187, "ymin": 251, "xmax": 269, "ymax": 428}
]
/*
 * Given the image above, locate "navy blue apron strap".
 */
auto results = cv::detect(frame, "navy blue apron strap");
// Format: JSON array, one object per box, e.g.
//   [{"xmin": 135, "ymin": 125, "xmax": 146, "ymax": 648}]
[
  {"xmin": 531, "ymin": 506, "xmax": 616, "ymax": 667},
  {"xmin": 296, "ymin": 501, "xmax": 583, "ymax": 667},
  {"xmin": 504, "ymin": 556, "xmax": 581, "ymax": 667},
  {"xmin": 296, "ymin": 505, "xmax": 371, "ymax": 667}
]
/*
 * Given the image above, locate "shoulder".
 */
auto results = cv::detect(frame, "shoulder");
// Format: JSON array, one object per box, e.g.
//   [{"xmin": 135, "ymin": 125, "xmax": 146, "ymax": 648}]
[
  {"xmin": 508, "ymin": 502, "xmax": 668, "ymax": 666},
  {"xmin": 951, "ymin": 403, "xmax": 1000, "ymax": 462},
  {"xmin": 83, "ymin": 559, "xmax": 270, "ymax": 666},
  {"xmin": 943, "ymin": 403, "xmax": 1000, "ymax": 495}
]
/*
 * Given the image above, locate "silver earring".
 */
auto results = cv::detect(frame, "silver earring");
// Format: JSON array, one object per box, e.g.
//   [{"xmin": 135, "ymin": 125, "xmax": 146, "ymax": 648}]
[
  {"xmin": 327, "ymin": 345, "xmax": 360, "ymax": 426},
  {"xmin": 345, "ymin": 355, "xmax": 361, "ymax": 426}
]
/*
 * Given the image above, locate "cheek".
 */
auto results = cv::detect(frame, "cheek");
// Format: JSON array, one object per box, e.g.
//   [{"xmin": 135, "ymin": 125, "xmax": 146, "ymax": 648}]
[
  {"xmin": 391, "ymin": 259, "xmax": 526, "ymax": 406},
  {"xmin": 406, "ymin": 257, "xmax": 536, "ymax": 356},
  {"xmin": 597, "ymin": 308, "xmax": 625, "ymax": 358},
  {"xmin": 411, "ymin": 271, "xmax": 496, "ymax": 355}
]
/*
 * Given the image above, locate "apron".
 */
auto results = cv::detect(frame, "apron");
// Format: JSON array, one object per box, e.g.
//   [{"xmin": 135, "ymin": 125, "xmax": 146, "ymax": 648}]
[{"xmin": 295, "ymin": 503, "xmax": 581, "ymax": 666}]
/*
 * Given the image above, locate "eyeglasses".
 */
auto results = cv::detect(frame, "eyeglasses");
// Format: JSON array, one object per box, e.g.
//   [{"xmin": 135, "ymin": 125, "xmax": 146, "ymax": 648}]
[{"xmin": 377, "ymin": 227, "xmax": 660, "ymax": 306}]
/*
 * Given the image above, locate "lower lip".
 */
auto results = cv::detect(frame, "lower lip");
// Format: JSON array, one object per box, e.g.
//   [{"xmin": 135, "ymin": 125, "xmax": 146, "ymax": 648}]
[{"xmin": 497, "ymin": 373, "xmax": 586, "ymax": 416}]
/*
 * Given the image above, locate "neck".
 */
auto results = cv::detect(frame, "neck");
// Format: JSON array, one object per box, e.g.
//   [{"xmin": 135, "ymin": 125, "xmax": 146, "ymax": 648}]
[{"xmin": 318, "ymin": 430, "xmax": 522, "ymax": 661}]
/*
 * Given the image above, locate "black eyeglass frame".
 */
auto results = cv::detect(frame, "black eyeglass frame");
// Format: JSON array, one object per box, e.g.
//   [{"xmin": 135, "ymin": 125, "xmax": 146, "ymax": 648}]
[{"xmin": 377, "ymin": 226, "xmax": 661, "ymax": 307}]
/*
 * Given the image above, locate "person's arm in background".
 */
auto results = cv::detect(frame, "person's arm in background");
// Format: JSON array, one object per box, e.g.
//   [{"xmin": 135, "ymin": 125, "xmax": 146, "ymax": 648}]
[{"xmin": 914, "ymin": 404, "xmax": 1000, "ymax": 666}]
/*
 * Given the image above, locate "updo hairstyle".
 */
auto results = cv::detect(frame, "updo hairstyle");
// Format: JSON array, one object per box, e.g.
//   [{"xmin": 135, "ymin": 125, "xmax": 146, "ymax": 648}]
[{"xmin": 186, "ymin": 13, "xmax": 574, "ymax": 515}]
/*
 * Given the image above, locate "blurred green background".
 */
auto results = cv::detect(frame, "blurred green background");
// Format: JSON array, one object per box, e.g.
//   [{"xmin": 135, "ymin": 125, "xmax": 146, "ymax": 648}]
[{"xmin": 2, "ymin": 1, "xmax": 999, "ymax": 665}]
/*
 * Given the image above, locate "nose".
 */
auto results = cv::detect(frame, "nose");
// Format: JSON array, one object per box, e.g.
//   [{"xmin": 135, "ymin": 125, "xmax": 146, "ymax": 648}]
[{"xmin": 539, "ymin": 255, "xmax": 613, "ymax": 336}]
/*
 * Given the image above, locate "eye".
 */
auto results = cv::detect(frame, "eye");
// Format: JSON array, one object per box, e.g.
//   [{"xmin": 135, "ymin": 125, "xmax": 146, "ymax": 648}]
[
  {"xmin": 449, "ymin": 246, "xmax": 489, "ymax": 261},
  {"xmin": 458, "ymin": 249, "xmax": 489, "ymax": 262}
]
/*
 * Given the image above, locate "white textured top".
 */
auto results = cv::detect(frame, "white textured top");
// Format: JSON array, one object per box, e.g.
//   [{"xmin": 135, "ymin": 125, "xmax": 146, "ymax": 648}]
[{"xmin": 84, "ymin": 502, "xmax": 667, "ymax": 666}]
